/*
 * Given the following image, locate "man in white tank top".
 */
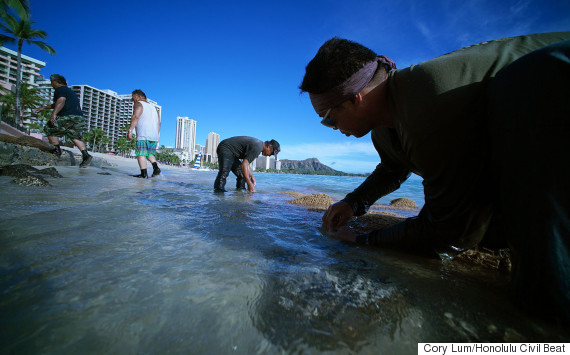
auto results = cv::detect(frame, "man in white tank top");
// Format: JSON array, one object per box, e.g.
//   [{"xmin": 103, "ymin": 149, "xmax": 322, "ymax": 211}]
[{"xmin": 127, "ymin": 89, "xmax": 161, "ymax": 178}]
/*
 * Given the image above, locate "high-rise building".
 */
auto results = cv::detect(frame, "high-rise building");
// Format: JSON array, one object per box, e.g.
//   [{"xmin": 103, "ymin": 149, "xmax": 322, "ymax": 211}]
[
  {"xmin": 253, "ymin": 156, "xmax": 280, "ymax": 171},
  {"xmin": 0, "ymin": 46, "xmax": 46, "ymax": 92},
  {"xmin": 37, "ymin": 75, "xmax": 54, "ymax": 104},
  {"xmin": 175, "ymin": 116, "xmax": 196, "ymax": 159},
  {"xmin": 205, "ymin": 131, "xmax": 220, "ymax": 163}
]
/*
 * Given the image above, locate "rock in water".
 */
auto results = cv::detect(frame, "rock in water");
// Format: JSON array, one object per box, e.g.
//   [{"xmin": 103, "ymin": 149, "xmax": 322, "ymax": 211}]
[
  {"xmin": 38, "ymin": 167, "xmax": 63, "ymax": 178},
  {"xmin": 0, "ymin": 164, "xmax": 61, "ymax": 186},
  {"xmin": 389, "ymin": 197, "xmax": 418, "ymax": 208},
  {"xmin": 12, "ymin": 175, "xmax": 50, "ymax": 186},
  {"xmin": 287, "ymin": 193, "xmax": 333, "ymax": 210},
  {"xmin": 0, "ymin": 164, "xmax": 40, "ymax": 178}
]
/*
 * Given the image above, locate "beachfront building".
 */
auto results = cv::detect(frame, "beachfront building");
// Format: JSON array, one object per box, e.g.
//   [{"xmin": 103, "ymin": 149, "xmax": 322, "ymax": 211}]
[
  {"xmin": 194, "ymin": 144, "xmax": 205, "ymax": 160},
  {"xmin": 170, "ymin": 148, "xmax": 192, "ymax": 166},
  {"xmin": 252, "ymin": 156, "xmax": 281, "ymax": 171},
  {"xmin": 0, "ymin": 47, "xmax": 47, "ymax": 124},
  {"xmin": 175, "ymin": 116, "xmax": 196, "ymax": 160},
  {"xmin": 36, "ymin": 75, "xmax": 54, "ymax": 103},
  {"xmin": 204, "ymin": 131, "xmax": 220, "ymax": 163},
  {"xmin": 0, "ymin": 46, "xmax": 46, "ymax": 92}
]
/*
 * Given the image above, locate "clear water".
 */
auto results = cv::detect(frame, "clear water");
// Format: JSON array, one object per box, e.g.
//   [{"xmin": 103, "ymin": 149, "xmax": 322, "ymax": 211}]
[{"xmin": 0, "ymin": 165, "xmax": 567, "ymax": 354}]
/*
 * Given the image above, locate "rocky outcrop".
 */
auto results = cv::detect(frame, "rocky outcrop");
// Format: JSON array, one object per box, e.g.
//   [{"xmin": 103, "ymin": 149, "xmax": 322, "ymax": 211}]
[
  {"xmin": 0, "ymin": 164, "xmax": 63, "ymax": 186},
  {"xmin": 0, "ymin": 140, "xmax": 112, "ymax": 168},
  {"xmin": 279, "ymin": 158, "xmax": 340, "ymax": 173},
  {"xmin": 287, "ymin": 193, "xmax": 333, "ymax": 210},
  {"xmin": 0, "ymin": 133, "xmax": 54, "ymax": 151},
  {"xmin": 389, "ymin": 198, "xmax": 418, "ymax": 209}
]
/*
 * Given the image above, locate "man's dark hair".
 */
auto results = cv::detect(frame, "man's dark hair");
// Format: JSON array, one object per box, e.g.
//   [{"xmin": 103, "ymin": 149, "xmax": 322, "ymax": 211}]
[
  {"xmin": 299, "ymin": 37, "xmax": 377, "ymax": 94},
  {"xmin": 132, "ymin": 89, "xmax": 146, "ymax": 99},
  {"xmin": 50, "ymin": 74, "xmax": 67, "ymax": 86}
]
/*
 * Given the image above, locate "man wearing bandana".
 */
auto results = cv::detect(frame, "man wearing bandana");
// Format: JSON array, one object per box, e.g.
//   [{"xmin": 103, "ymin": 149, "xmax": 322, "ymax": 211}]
[{"xmin": 300, "ymin": 32, "xmax": 570, "ymax": 323}]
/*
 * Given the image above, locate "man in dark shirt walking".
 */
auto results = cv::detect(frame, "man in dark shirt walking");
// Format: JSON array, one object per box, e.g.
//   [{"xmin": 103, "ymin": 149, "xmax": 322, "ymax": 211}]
[
  {"xmin": 214, "ymin": 136, "xmax": 280, "ymax": 192},
  {"xmin": 35, "ymin": 74, "xmax": 92, "ymax": 167}
]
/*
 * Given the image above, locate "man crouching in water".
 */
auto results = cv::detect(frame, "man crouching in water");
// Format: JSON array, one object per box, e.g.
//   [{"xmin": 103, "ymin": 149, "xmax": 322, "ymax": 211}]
[{"xmin": 214, "ymin": 136, "xmax": 280, "ymax": 192}]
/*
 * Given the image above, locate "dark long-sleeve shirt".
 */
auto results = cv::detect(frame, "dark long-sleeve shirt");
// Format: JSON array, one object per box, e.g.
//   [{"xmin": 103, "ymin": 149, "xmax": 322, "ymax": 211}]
[{"xmin": 346, "ymin": 31, "xmax": 570, "ymax": 256}]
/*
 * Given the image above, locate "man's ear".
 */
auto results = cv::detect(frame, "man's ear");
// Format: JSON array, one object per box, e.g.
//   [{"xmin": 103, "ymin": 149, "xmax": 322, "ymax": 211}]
[
  {"xmin": 347, "ymin": 93, "xmax": 363, "ymax": 110},
  {"xmin": 354, "ymin": 93, "xmax": 363, "ymax": 104}
]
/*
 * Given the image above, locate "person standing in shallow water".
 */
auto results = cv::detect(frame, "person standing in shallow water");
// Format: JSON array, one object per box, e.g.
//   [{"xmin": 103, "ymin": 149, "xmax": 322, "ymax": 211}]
[
  {"xmin": 127, "ymin": 89, "xmax": 161, "ymax": 178},
  {"xmin": 214, "ymin": 136, "xmax": 280, "ymax": 192},
  {"xmin": 35, "ymin": 74, "xmax": 92, "ymax": 168},
  {"xmin": 300, "ymin": 32, "xmax": 570, "ymax": 324}
]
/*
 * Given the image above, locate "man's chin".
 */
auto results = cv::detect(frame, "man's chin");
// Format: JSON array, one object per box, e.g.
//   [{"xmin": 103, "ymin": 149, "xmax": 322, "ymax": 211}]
[{"xmin": 351, "ymin": 132, "xmax": 367, "ymax": 138}]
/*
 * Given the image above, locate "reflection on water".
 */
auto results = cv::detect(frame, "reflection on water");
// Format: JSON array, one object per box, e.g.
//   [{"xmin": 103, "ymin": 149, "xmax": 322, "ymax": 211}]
[{"xmin": 0, "ymin": 166, "xmax": 568, "ymax": 353}]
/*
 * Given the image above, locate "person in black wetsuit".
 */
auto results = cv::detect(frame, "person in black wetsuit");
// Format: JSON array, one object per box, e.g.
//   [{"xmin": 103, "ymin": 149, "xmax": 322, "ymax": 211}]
[
  {"xmin": 214, "ymin": 136, "xmax": 280, "ymax": 192},
  {"xmin": 300, "ymin": 32, "xmax": 570, "ymax": 324}
]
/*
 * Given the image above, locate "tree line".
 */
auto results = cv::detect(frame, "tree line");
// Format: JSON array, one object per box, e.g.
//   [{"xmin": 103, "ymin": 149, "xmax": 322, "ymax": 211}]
[{"xmin": 1, "ymin": 0, "xmax": 55, "ymax": 128}]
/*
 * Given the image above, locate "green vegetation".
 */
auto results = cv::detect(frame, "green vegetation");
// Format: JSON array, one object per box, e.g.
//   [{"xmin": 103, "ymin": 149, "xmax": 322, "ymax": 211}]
[
  {"xmin": 82, "ymin": 128, "xmax": 106, "ymax": 152},
  {"xmin": 0, "ymin": 4, "xmax": 55, "ymax": 126},
  {"xmin": 191, "ymin": 160, "xmax": 218, "ymax": 169},
  {"xmin": 0, "ymin": 83, "xmax": 47, "ymax": 126},
  {"xmin": 156, "ymin": 147, "xmax": 181, "ymax": 165}
]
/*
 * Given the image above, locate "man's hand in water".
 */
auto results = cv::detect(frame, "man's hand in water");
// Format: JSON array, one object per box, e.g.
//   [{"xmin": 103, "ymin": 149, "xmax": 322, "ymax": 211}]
[
  {"xmin": 322, "ymin": 201, "xmax": 354, "ymax": 230},
  {"xmin": 323, "ymin": 226, "xmax": 357, "ymax": 243}
]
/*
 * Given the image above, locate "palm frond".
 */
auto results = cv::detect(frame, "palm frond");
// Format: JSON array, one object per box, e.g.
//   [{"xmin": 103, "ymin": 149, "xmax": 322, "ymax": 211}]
[
  {"xmin": 0, "ymin": 10, "xmax": 19, "ymax": 28},
  {"xmin": 28, "ymin": 40, "xmax": 55, "ymax": 55},
  {"xmin": 1, "ymin": 0, "xmax": 30, "ymax": 18},
  {"xmin": 0, "ymin": 33, "xmax": 14, "ymax": 45}
]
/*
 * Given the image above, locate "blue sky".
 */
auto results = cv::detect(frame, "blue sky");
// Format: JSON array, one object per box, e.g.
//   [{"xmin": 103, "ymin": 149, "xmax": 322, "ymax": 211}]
[{"xmin": 6, "ymin": 0, "xmax": 569, "ymax": 172}]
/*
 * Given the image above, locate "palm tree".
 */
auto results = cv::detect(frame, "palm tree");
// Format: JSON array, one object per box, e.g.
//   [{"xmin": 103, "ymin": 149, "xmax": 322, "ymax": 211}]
[
  {"xmin": 0, "ymin": 11, "xmax": 55, "ymax": 127},
  {"xmin": 89, "ymin": 128, "xmax": 105, "ymax": 153},
  {"xmin": 0, "ymin": 82, "xmax": 45, "ymax": 124},
  {"xmin": 115, "ymin": 136, "xmax": 129, "ymax": 157},
  {"xmin": 100, "ymin": 135, "xmax": 110, "ymax": 152},
  {"xmin": 0, "ymin": 0, "xmax": 29, "ymax": 18}
]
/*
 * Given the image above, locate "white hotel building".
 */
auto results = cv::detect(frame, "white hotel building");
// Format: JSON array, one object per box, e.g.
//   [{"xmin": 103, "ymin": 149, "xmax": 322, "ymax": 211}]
[
  {"xmin": 175, "ymin": 116, "xmax": 197, "ymax": 160},
  {"xmin": 204, "ymin": 131, "xmax": 220, "ymax": 163},
  {"xmin": 0, "ymin": 46, "xmax": 45, "ymax": 92}
]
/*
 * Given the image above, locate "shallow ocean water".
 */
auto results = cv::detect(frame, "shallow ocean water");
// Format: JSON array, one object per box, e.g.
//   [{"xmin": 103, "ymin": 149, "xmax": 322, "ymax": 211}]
[{"xmin": 0, "ymin": 165, "xmax": 568, "ymax": 354}]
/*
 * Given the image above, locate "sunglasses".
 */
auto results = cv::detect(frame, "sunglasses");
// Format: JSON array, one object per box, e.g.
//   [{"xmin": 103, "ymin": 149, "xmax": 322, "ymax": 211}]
[{"xmin": 320, "ymin": 108, "xmax": 336, "ymax": 129}]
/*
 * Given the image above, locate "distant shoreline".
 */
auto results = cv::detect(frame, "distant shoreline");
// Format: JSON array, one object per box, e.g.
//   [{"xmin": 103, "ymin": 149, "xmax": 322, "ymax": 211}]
[{"xmin": 255, "ymin": 169, "xmax": 368, "ymax": 177}]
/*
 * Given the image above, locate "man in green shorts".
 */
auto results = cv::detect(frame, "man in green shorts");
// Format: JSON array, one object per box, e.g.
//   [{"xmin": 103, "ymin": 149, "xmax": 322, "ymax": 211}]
[
  {"xmin": 35, "ymin": 74, "xmax": 92, "ymax": 167},
  {"xmin": 127, "ymin": 89, "xmax": 161, "ymax": 178}
]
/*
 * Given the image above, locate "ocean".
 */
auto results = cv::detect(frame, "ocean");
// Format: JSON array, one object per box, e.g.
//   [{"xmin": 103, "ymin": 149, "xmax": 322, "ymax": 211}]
[{"xmin": 0, "ymin": 165, "xmax": 567, "ymax": 353}]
